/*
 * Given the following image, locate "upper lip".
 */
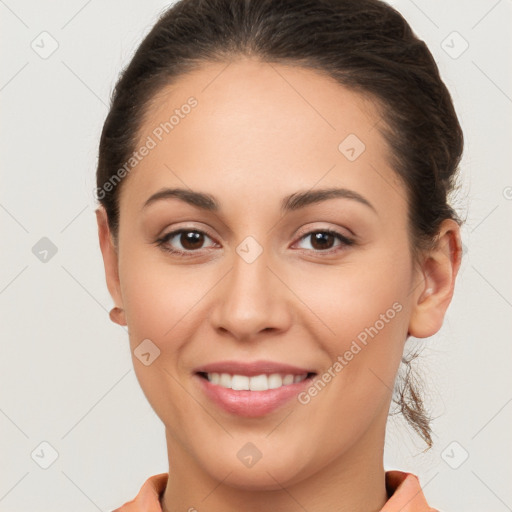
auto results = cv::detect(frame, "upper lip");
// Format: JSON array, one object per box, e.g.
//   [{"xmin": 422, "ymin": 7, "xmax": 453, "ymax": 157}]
[{"xmin": 193, "ymin": 360, "xmax": 316, "ymax": 377}]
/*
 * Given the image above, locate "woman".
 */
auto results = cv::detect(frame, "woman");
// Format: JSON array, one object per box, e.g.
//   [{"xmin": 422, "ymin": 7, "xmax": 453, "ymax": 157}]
[{"xmin": 95, "ymin": 0, "xmax": 463, "ymax": 510}]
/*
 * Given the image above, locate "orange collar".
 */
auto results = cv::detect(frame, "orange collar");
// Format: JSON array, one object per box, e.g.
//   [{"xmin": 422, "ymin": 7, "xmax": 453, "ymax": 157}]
[{"xmin": 113, "ymin": 470, "xmax": 438, "ymax": 511}]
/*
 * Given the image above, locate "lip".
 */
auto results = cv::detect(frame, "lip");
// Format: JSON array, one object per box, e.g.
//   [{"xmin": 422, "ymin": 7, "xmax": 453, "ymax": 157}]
[
  {"xmin": 192, "ymin": 360, "xmax": 317, "ymax": 418},
  {"xmin": 193, "ymin": 359, "xmax": 315, "ymax": 376}
]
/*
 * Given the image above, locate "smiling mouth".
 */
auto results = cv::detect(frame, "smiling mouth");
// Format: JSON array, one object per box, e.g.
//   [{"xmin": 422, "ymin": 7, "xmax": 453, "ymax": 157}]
[{"xmin": 196, "ymin": 371, "xmax": 317, "ymax": 391}]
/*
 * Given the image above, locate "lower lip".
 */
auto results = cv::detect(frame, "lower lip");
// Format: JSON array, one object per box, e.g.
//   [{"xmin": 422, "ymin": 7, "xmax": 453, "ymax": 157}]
[{"xmin": 194, "ymin": 374, "xmax": 315, "ymax": 417}]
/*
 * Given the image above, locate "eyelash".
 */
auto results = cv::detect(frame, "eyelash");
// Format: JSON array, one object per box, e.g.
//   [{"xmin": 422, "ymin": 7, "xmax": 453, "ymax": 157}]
[{"xmin": 154, "ymin": 227, "xmax": 355, "ymax": 257}]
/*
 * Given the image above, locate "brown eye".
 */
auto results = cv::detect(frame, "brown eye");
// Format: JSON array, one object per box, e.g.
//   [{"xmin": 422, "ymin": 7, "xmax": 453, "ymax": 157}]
[
  {"xmin": 179, "ymin": 231, "xmax": 205, "ymax": 250},
  {"xmin": 309, "ymin": 232, "xmax": 336, "ymax": 250},
  {"xmin": 295, "ymin": 229, "xmax": 355, "ymax": 254},
  {"xmin": 156, "ymin": 229, "xmax": 216, "ymax": 255}
]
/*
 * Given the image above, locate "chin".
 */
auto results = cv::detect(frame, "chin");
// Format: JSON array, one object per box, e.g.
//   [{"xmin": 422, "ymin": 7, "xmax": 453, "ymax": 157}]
[
  {"xmin": 199, "ymin": 447, "xmax": 313, "ymax": 491},
  {"xmin": 218, "ymin": 467, "xmax": 301, "ymax": 492}
]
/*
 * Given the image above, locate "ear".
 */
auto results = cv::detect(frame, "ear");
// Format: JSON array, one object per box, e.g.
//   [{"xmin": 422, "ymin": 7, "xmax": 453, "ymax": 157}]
[
  {"xmin": 95, "ymin": 205, "xmax": 127, "ymax": 326},
  {"xmin": 408, "ymin": 218, "xmax": 463, "ymax": 339}
]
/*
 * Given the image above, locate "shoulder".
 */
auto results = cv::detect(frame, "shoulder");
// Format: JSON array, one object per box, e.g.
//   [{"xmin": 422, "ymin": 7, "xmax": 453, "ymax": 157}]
[
  {"xmin": 112, "ymin": 473, "xmax": 168, "ymax": 512},
  {"xmin": 383, "ymin": 470, "xmax": 440, "ymax": 512}
]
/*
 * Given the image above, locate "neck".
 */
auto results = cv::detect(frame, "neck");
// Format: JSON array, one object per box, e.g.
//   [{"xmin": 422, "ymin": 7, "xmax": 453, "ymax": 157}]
[{"xmin": 160, "ymin": 416, "xmax": 389, "ymax": 512}]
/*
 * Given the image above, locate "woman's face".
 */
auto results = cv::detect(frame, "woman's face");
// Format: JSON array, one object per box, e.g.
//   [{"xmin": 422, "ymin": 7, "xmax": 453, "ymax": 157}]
[{"xmin": 97, "ymin": 58, "xmax": 453, "ymax": 489}]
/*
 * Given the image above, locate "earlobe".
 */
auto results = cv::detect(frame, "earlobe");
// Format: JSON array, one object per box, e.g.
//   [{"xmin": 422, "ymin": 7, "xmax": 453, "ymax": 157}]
[
  {"xmin": 408, "ymin": 219, "xmax": 462, "ymax": 339},
  {"xmin": 95, "ymin": 206, "xmax": 126, "ymax": 326}
]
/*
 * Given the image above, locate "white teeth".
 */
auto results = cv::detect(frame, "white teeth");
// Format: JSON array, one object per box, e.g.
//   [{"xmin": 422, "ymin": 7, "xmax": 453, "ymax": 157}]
[
  {"xmin": 205, "ymin": 372, "xmax": 309, "ymax": 391},
  {"xmin": 231, "ymin": 375, "xmax": 249, "ymax": 390},
  {"xmin": 282, "ymin": 374, "xmax": 294, "ymax": 385},
  {"xmin": 219, "ymin": 373, "xmax": 231, "ymax": 388},
  {"xmin": 268, "ymin": 374, "xmax": 283, "ymax": 389},
  {"xmin": 249, "ymin": 374, "xmax": 268, "ymax": 391}
]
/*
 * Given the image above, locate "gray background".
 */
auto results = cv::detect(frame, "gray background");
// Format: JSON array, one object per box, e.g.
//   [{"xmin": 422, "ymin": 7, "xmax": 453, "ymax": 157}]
[{"xmin": 1, "ymin": 0, "xmax": 511, "ymax": 511}]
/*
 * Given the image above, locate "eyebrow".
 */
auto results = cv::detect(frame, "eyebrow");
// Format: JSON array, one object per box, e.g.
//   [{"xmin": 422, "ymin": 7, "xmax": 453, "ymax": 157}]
[{"xmin": 142, "ymin": 187, "xmax": 377, "ymax": 215}]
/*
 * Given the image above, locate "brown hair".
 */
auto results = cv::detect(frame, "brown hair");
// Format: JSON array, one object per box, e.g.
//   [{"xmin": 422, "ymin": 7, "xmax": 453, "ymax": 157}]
[{"xmin": 96, "ymin": 0, "xmax": 465, "ymax": 449}]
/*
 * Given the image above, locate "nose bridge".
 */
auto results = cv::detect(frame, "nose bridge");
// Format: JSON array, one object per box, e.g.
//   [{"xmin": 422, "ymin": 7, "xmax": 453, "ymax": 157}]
[
  {"xmin": 211, "ymin": 234, "xmax": 288, "ymax": 336},
  {"xmin": 229, "ymin": 235, "xmax": 274, "ymax": 307}
]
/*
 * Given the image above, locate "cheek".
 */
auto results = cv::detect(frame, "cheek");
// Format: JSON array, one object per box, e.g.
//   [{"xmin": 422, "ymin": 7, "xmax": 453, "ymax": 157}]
[
  {"xmin": 118, "ymin": 252, "xmax": 202, "ymax": 426},
  {"xmin": 293, "ymin": 245, "xmax": 410, "ymax": 413},
  {"xmin": 119, "ymin": 245, "xmax": 208, "ymax": 344},
  {"xmin": 297, "ymin": 281, "xmax": 407, "ymax": 462},
  {"xmin": 294, "ymin": 248, "xmax": 411, "ymax": 352},
  {"xmin": 116, "ymin": 255, "xmax": 203, "ymax": 422}
]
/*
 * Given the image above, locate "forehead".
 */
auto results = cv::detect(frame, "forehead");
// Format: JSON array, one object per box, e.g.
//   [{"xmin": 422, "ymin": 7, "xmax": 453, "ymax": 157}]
[
  {"xmin": 119, "ymin": 57, "xmax": 406, "ymax": 223},
  {"xmin": 142, "ymin": 57, "xmax": 383, "ymax": 147}
]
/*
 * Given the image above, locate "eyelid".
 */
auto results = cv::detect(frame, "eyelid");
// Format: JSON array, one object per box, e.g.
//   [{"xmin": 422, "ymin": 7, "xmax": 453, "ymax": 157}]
[
  {"xmin": 157, "ymin": 222, "xmax": 217, "ymax": 241},
  {"xmin": 293, "ymin": 224, "xmax": 353, "ymax": 243}
]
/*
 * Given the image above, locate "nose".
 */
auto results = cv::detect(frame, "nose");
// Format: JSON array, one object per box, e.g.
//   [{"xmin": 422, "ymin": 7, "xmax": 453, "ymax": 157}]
[{"xmin": 209, "ymin": 243, "xmax": 292, "ymax": 341}]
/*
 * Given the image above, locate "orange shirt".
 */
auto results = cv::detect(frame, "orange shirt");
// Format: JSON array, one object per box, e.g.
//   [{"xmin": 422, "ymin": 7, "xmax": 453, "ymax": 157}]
[{"xmin": 113, "ymin": 470, "xmax": 439, "ymax": 511}]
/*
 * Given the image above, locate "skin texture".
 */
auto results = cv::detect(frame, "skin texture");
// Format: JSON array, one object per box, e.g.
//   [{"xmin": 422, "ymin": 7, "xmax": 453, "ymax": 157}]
[{"xmin": 96, "ymin": 57, "xmax": 462, "ymax": 512}]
